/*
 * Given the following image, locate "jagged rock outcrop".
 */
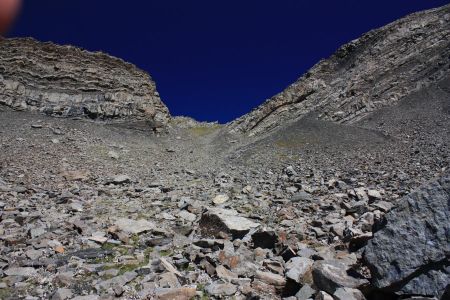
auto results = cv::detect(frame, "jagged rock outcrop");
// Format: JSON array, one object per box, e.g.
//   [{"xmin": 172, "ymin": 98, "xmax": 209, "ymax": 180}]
[
  {"xmin": 0, "ymin": 38, "xmax": 170, "ymax": 126},
  {"xmin": 228, "ymin": 4, "xmax": 450, "ymax": 136},
  {"xmin": 363, "ymin": 174, "xmax": 450, "ymax": 298}
]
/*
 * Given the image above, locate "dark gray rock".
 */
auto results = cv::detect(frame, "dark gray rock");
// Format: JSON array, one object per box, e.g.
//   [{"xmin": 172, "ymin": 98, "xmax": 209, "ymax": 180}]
[
  {"xmin": 295, "ymin": 283, "xmax": 315, "ymax": 300},
  {"xmin": 252, "ymin": 230, "xmax": 278, "ymax": 249},
  {"xmin": 285, "ymin": 257, "xmax": 314, "ymax": 284},
  {"xmin": 95, "ymin": 271, "xmax": 137, "ymax": 292},
  {"xmin": 363, "ymin": 174, "xmax": 450, "ymax": 298},
  {"xmin": 291, "ymin": 191, "xmax": 313, "ymax": 202}
]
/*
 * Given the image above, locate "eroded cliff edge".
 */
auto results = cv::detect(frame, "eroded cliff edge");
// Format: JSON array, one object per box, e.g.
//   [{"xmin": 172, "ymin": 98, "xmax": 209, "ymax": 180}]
[
  {"xmin": 0, "ymin": 38, "xmax": 170, "ymax": 127},
  {"xmin": 228, "ymin": 4, "xmax": 450, "ymax": 136}
]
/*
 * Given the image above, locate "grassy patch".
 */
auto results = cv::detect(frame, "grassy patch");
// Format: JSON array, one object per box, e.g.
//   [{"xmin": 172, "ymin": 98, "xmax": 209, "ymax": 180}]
[
  {"xmin": 100, "ymin": 246, "xmax": 153, "ymax": 276},
  {"xmin": 117, "ymin": 263, "xmax": 140, "ymax": 275},
  {"xmin": 159, "ymin": 249, "xmax": 172, "ymax": 257},
  {"xmin": 188, "ymin": 125, "xmax": 221, "ymax": 137},
  {"xmin": 197, "ymin": 284, "xmax": 209, "ymax": 300},
  {"xmin": 101, "ymin": 242, "xmax": 117, "ymax": 251},
  {"xmin": 0, "ymin": 287, "xmax": 12, "ymax": 299}
]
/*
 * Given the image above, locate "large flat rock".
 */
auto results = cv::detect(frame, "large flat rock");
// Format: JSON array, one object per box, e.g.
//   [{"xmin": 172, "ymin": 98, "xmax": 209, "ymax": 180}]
[{"xmin": 199, "ymin": 208, "xmax": 260, "ymax": 239}]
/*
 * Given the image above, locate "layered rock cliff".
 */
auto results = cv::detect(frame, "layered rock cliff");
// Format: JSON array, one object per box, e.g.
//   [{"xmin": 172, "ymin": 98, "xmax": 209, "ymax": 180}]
[
  {"xmin": 0, "ymin": 38, "xmax": 170, "ymax": 126},
  {"xmin": 228, "ymin": 4, "xmax": 450, "ymax": 136}
]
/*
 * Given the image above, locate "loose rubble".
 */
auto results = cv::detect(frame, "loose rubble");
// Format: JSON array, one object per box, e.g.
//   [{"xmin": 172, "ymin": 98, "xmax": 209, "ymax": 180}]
[{"xmin": 0, "ymin": 3, "xmax": 449, "ymax": 300}]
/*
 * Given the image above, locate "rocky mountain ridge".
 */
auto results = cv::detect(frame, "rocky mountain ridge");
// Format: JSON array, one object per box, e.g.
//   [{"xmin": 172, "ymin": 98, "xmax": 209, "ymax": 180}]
[
  {"xmin": 0, "ymin": 37, "xmax": 170, "ymax": 127},
  {"xmin": 228, "ymin": 4, "xmax": 450, "ymax": 136}
]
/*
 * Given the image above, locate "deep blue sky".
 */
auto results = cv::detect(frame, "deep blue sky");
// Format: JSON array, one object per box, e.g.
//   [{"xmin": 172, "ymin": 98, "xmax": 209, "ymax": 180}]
[{"xmin": 8, "ymin": 0, "xmax": 449, "ymax": 122}]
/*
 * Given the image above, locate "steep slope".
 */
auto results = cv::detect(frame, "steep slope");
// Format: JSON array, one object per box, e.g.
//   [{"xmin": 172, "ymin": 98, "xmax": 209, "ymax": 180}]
[
  {"xmin": 0, "ymin": 38, "xmax": 170, "ymax": 127},
  {"xmin": 0, "ymin": 4, "xmax": 449, "ymax": 300},
  {"xmin": 228, "ymin": 4, "xmax": 450, "ymax": 136}
]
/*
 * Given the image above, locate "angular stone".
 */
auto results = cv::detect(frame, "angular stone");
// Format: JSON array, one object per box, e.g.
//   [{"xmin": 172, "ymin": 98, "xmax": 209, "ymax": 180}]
[
  {"xmin": 216, "ymin": 265, "xmax": 238, "ymax": 281},
  {"xmin": 199, "ymin": 208, "xmax": 260, "ymax": 239},
  {"xmin": 291, "ymin": 191, "xmax": 313, "ymax": 202},
  {"xmin": 111, "ymin": 175, "xmax": 131, "ymax": 184},
  {"xmin": 4, "ymin": 267, "xmax": 38, "ymax": 277},
  {"xmin": 25, "ymin": 249, "xmax": 43, "ymax": 260},
  {"xmin": 68, "ymin": 248, "xmax": 113, "ymax": 260},
  {"xmin": 315, "ymin": 291, "xmax": 334, "ymax": 300},
  {"xmin": 29, "ymin": 227, "xmax": 46, "ymax": 238},
  {"xmin": 206, "ymin": 282, "xmax": 237, "ymax": 296},
  {"xmin": 295, "ymin": 283, "xmax": 316, "ymax": 300},
  {"xmin": 71, "ymin": 296, "xmax": 99, "ymax": 300},
  {"xmin": 367, "ymin": 190, "xmax": 382, "ymax": 201},
  {"xmin": 285, "ymin": 257, "xmax": 314, "ymax": 284},
  {"xmin": 115, "ymin": 218, "xmax": 155, "ymax": 234},
  {"xmin": 312, "ymin": 259, "xmax": 368, "ymax": 294},
  {"xmin": 61, "ymin": 170, "xmax": 90, "ymax": 181},
  {"xmin": 255, "ymin": 271, "xmax": 286, "ymax": 287},
  {"xmin": 154, "ymin": 287, "xmax": 197, "ymax": 300},
  {"xmin": 178, "ymin": 210, "xmax": 196, "ymax": 222},
  {"xmin": 108, "ymin": 150, "xmax": 120, "ymax": 159},
  {"xmin": 252, "ymin": 230, "xmax": 278, "ymax": 249},
  {"xmin": 95, "ymin": 271, "xmax": 137, "ymax": 292},
  {"xmin": 88, "ymin": 235, "xmax": 108, "ymax": 244},
  {"xmin": 159, "ymin": 272, "xmax": 180, "ymax": 288},
  {"xmin": 69, "ymin": 201, "xmax": 83, "ymax": 212},
  {"xmin": 213, "ymin": 194, "xmax": 229, "ymax": 205},
  {"xmin": 349, "ymin": 232, "xmax": 373, "ymax": 252},
  {"xmin": 363, "ymin": 175, "xmax": 450, "ymax": 298},
  {"xmin": 371, "ymin": 200, "xmax": 393, "ymax": 212},
  {"xmin": 354, "ymin": 188, "xmax": 368, "ymax": 202},
  {"xmin": 160, "ymin": 257, "xmax": 182, "ymax": 276},
  {"xmin": 333, "ymin": 287, "xmax": 366, "ymax": 300}
]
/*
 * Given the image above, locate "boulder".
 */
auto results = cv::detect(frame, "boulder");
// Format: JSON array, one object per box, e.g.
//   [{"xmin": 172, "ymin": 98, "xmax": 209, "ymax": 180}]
[
  {"xmin": 285, "ymin": 257, "xmax": 314, "ymax": 284},
  {"xmin": 199, "ymin": 208, "xmax": 260, "ymax": 239},
  {"xmin": 206, "ymin": 282, "xmax": 238, "ymax": 296},
  {"xmin": 312, "ymin": 259, "xmax": 368, "ymax": 294},
  {"xmin": 154, "ymin": 287, "xmax": 197, "ymax": 300},
  {"xmin": 4, "ymin": 267, "xmax": 38, "ymax": 277},
  {"xmin": 114, "ymin": 218, "xmax": 155, "ymax": 235},
  {"xmin": 295, "ymin": 283, "xmax": 316, "ymax": 300},
  {"xmin": 363, "ymin": 175, "xmax": 450, "ymax": 298}
]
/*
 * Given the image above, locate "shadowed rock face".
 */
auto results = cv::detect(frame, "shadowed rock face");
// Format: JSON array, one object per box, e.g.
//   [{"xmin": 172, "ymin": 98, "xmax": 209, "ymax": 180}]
[
  {"xmin": 363, "ymin": 174, "xmax": 450, "ymax": 298},
  {"xmin": 228, "ymin": 4, "xmax": 450, "ymax": 136},
  {"xmin": 0, "ymin": 37, "xmax": 170, "ymax": 126}
]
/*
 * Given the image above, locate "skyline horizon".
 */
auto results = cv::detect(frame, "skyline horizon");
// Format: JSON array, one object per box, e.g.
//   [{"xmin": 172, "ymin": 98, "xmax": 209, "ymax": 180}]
[{"xmin": 7, "ymin": 0, "xmax": 449, "ymax": 122}]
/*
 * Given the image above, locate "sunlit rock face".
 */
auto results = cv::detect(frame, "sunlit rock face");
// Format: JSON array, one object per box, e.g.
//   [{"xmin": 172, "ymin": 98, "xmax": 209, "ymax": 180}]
[
  {"xmin": 228, "ymin": 4, "xmax": 450, "ymax": 136},
  {"xmin": 0, "ymin": 37, "xmax": 170, "ymax": 126}
]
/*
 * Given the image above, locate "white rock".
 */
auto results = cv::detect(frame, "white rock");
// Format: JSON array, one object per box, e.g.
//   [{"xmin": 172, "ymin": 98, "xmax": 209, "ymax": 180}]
[
  {"xmin": 178, "ymin": 210, "xmax": 196, "ymax": 222},
  {"xmin": 368, "ymin": 189, "xmax": 382, "ymax": 200},
  {"xmin": 115, "ymin": 218, "xmax": 155, "ymax": 234},
  {"xmin": 111, "ymin": 175, "xmax": 131, "ymax": 184},
  {"xmin": 213, "ymin": 194, "xmax": 229, "ymax": 205},
  {"xmin": 108, "ymin": 150, "xmax": 120, "ymax": 159},
  {"xmin": 4, "ymin": 267, "xmax": 38, "ymax": 277}
]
